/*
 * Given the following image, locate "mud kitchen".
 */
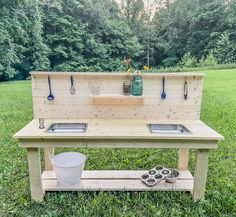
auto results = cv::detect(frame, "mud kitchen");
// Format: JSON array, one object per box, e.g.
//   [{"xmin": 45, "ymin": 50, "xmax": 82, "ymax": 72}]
[{"xmin": 14, "ymin": 71, "xmax": 223, "ymax": 202}]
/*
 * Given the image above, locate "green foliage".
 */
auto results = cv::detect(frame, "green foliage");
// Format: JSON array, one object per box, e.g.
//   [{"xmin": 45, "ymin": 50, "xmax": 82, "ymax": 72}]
[
  {"xmin": 0, "ymin": 21, "xmax": 19, "ymax": 80},
  {"xmin": 26, "ymin": 1, "xmax": 50, "ymax": 71},
  {"xmin": 0, "ymin": 0, "xmax": 50, "ymax": 80},
  {"xmin": 179, "ymin": 52, "xmax": 198, "ymax": 68},
  {"xmin": 152, "ymin": 0, "xmax": 192, "ymax": 66},
  {"xmin": 143, "ymin": 63, "xmax": 236, "ymax": 73},
  {"xmin": 215, "ymin": 32, "xmax": 236, "ymax": 64},
  {"xmin": 42, "ymin": 1, "xmax": 86, "ymax": 71},
  {"xmin": 198, "ymin": 50, "xmax": 218, "ymax": 67},
  {"xmin": 0, "ymin": 0, "xmax": 236, "ymax": 80}
]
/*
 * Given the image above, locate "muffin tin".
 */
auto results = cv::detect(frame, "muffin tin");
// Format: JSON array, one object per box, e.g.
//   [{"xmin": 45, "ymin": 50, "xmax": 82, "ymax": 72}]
[{"xmin": 141, "ymin": 165, "xmax": 179, "ymax": 187}]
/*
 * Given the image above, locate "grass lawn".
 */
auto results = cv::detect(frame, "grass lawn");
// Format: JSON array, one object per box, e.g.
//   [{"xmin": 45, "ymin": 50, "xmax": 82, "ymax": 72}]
[{"xmin": 0, "ymin": 69, "xmax": 236, "ymax": 216}]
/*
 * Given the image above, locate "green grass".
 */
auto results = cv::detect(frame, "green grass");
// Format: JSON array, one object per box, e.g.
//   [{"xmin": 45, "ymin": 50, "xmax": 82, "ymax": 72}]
[{"xmin": 0, "ymin": 69, "xmax": 236, "ymax": 216}]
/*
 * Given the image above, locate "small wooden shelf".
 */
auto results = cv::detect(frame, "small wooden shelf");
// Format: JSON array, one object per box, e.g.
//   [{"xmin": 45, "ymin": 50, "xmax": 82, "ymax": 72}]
[
  {"xmin": 42, "ymin": 170, "xmax": 193, "ymax": 192},
  {"xmin": 90, "ymin": 94, "xmax": 144, "ymax": 105}
]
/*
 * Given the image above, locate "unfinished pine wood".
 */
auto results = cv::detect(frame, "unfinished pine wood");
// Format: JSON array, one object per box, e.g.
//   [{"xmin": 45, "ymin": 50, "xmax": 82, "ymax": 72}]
[
  {"xmin": 193, "ymin": 149, "xmax": 209, "ymax": 202},
  {"xmin": 44, "ymin": 148, "xmax": 54, "ymax": 171},
  {"xmin": 14, "ymin": 119, "xmax": 224, "ymax": 142},
  {"xmin": 19, "ymin": 139, "xmax": 217, "ymax": 149},
  {"xmin": 90, "ymin": 94, "xmax": 144, "ymax": 105},
  {"xmin": 31, "ymin": 72, "xmax": 204, "ymax": 119},
  {"xmin": 13, "ymin": 72, "xmax": 224, "ymax": 202},
  {"xmin": 41, "ymin": 170, "xmax": 193, "ymax": 192},
  {"xmin": 178, "ymin": 149, "xmax": 190, "ymax": 170},
  {"xmin": 42, "ymin": 170, "xmax": 193, "ymax": 180},
  {"xmin": 31, "ymin": 71, "xmax": 205, "ymax": 77},
  {"xmin": 27, "ymin": 148, "xmax": 44, "ymax": 202}
]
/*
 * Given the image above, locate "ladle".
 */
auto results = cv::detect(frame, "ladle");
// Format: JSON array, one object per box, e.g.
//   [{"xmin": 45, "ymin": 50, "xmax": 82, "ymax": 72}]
[
  {"xmin": 47, "ymin": 75, "xmax": 54, "ymax": 101},
  {"xmin": 161, "ymin": 77, "xmax": 166, "ymax": 100}
]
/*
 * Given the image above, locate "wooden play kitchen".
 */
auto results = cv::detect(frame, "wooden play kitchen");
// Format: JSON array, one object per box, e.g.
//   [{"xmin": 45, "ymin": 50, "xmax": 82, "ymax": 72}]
[{"xmin": 14, "ymin": 71, "xmax": 223, "ymax": 202}]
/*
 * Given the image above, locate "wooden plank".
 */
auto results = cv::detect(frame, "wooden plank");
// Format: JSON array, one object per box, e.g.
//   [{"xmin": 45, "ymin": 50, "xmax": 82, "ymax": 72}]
[
  {"xmin": 178, "ymin": 149, "xmax": 189, "ymax": 170},
  {"xmin": 32, "ymin": 76, "xmax": 202, "ymax": 91},
  {"xmin": 44, "ymin": 148, "xmax": 54, "ymax": 171},
  {"xmin": 33, "ymin": 95, "xmax": 201, "ymax": 106},
  {"xmin": 90, "ymin": 94, "xmax": 144, "ymax": 105},
  {"xmin": 31, "ymin": 73, "xmax": 203, "ymax": 120},
  {"xmin": 14, "ymin": 119, "xmax": 224, "ymax": 142},
  {"xmin": 41, "ymin": 170, "xmax": 193, "ymax": 192},
  {"xmin": 30, "ymin": 71, "xmax": 205, "ymax": 77},
  {"xmin": 27, "ymin": 148, "xmax": 44, "ymax": 202},
  {"xmin": 43, "ymin": 179, "xmax": 193, "ymax": 192},
  {"xmin": 19, "ymin": 139, "xmax": 218, "ymax": 149},
  {"xmin": 33, "ymin": 104, "xmax": 201, "ymax": 119},
  {"xmin": 193, "ymin": 149, "xmax": 209, "ymax": 202},
  {"xmin": 42, "ymin": 170, "xmax": 193, "ymax": 180}
]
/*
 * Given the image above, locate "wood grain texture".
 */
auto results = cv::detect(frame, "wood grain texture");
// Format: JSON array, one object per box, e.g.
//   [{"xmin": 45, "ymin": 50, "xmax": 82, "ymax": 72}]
[
  {"xmin": 30, "ymin": 71, "xmax": 205, "ymax": 77},
  {"xmin": 27, "ymin": 148, "xmax": 44, "ymax": 202},
  {"xmin": 193, "ymin": 149, "xmax": 209, "ymax": 202},
  {"xmin": 178, "ymin": 149, "xmax": 190, "ymax": 170},
  {"xmin": 42, "ymin": 170, "xmax": 193, "ymax": 180},
  {"xmin": 31, "ymin": 72, "xmax": 204, "ymax": 119},
  {"xmin": 44, "ymin": 148, "xmax": 54, "ymax": 171},
  {"xmin": 90, "ymin": 94, "xmax": 144, "ymax": 105},
  {"xmin": 19, "ymin": 139, "xmax": 217, "ymax": 149},
  {"xmin": 42, "ymin": 170, "xmax": 193, "ymax": 192},
  {"xmin": 14, "ymin": 119, "xmax": 224, "ymax": 142}
]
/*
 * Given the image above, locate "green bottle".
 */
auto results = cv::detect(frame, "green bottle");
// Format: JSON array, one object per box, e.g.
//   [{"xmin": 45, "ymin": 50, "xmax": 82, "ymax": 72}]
[{"xmin": 132, "ymin": 71, "xmax": 143, "ymax": 96}]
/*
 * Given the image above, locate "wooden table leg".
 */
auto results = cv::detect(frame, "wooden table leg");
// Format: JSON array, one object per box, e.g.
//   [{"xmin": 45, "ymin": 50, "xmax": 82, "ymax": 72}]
[
  {"xmin": 44, "ymin": 148, "xmax": 54, "ymax": 171},
  {"xmin": 193, "ymin": 149, "xmax": 209, "ymax": 202},
  {"xmin": 178, "ymin": 148, "xmax": 189, "ymax": 170},
  {"xmin": 27, "ymin": 148, "xmax": 44, "ymax": 202}
]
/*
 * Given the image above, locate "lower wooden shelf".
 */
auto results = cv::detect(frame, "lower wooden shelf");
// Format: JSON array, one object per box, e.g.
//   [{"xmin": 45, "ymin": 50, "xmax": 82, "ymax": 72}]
[{"xmin": 42, "ymin": 170, "xmax": 193, "ymax": 192}]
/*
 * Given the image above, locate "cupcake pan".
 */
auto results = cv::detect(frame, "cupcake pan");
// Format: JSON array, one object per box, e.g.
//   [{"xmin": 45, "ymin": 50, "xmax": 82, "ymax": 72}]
[{"xmin": 141, "ymin": 165, "xmax": 172, "ymax": 187}]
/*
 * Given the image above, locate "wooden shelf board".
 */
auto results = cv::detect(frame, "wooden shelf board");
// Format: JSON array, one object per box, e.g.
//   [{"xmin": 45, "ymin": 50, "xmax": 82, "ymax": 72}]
[
  {"xmin": 90, "ymin": 94, "xmax": 144, "ymax": 105},
  {"xmin": 42, "ymin": 170, "xmax": 193, "ymax": 192}
]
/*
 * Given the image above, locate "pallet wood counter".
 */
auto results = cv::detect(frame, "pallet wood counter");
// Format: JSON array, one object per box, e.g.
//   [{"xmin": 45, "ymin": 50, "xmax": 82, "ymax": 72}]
[{"xmin": 14, "ymin": 71, "xmax": 223, "ymax": 202}]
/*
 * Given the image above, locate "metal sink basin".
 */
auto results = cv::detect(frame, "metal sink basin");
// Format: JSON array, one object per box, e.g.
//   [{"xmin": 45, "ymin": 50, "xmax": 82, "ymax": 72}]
[
  {"xmin": 147, "ymin": 124, "xmax": 191, "ymax": 134},
  {"xmin": 47, "ymin": 123, "xmax": 87, "ymax": 133}
]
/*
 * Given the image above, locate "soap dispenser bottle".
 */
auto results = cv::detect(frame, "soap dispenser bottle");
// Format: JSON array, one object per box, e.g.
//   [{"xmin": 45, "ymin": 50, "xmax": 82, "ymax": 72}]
[{"xmin": 132, "ymin": 70, "xmax": 143, "ymax": 96}]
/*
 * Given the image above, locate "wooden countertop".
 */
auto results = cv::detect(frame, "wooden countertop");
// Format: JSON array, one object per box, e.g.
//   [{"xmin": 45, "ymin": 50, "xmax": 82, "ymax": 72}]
[{"xmin": 13, "ymin": 119, "xmax": 224, "ymax": 141}]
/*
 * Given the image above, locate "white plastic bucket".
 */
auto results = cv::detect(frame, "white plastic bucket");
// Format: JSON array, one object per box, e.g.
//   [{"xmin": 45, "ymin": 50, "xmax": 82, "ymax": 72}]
[{"xmin": 50, "ymin": 152, "xmax": 86, "ymax": 185}]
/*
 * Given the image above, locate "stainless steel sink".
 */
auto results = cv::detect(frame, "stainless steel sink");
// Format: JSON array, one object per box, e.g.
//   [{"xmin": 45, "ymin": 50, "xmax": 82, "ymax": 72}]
[
  {"xmin": 47, "ymin": 123, "xmax": 87, "ymax": 133},
  {"xmin": 147, "ymin": 124, "xmax": 191, "ymax": 134}
]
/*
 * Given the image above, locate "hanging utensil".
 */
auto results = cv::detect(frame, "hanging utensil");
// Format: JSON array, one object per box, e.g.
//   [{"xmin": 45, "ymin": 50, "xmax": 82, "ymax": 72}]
[
  {"xmin": 70, "ymin": 75, "xmax": 75, "ymax": 95},
  {"xmin": 161, "ymin": 77, "xmax": 166, "ymax": 100},
  {"xmin": 47, "ymin": 75, "xmax": 54, "ymax": 101},
  {"xmin": 184, "ymin": 77, "xmax": 188, "ymax": 100}
]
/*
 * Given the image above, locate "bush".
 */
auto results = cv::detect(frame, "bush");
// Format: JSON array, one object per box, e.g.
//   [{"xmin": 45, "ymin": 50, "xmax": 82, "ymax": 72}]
[
  {"xmin": 198, "ymin": 50, "xmax": 218, "ymax": 67},
  {"xmin": 179, "ymin": 52, "xmax": 198, "ymax": 68},
  {"xmin": 215, "ymin": 32, "xmax": 236, "ymax": 64},
  {"xmin": 162, "ymin": 56, "xmax": 179, "ymax": 67},
  {"xmin": 141, "ymin": 63, "xmax": 236, "ymax": 73}
]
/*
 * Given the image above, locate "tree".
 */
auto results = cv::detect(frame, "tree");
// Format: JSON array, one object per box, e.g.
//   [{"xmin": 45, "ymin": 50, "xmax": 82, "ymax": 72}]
[
  {"xmin": 187, "ymin": 0, "xmax": 226, "ymax": 58},
  {"xmin": 0, "ymin": 0, "xmax": 50, "ymax": 80},
  {"xmin": 0, "ymin": 0, "xmax": 235, "ymax": 80},
  {"xmin": 42, "ymin": 0, "xmax": 86, "ymax": 71},
  {"xmin": 215, "ymin": 32, "xmax": 236, "ymax": 64},
  {"xmin": 179, "ymin": 52, "xmax": 198, "ymax": 68}
]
